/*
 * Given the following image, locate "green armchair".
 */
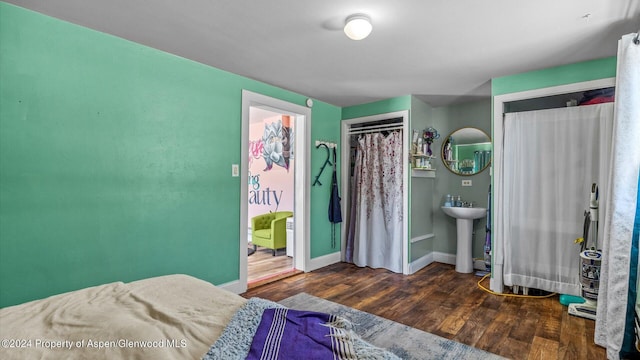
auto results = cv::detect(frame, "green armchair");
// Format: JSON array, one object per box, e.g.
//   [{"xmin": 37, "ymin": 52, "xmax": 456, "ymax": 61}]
[{"xmin": 251, "ymin": 211, "xmax": 293, "ymax": 256}]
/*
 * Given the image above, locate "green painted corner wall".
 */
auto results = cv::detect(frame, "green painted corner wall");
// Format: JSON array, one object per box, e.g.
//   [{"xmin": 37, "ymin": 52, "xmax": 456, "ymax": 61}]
[
  {"xmin": 409, "ymin": 97, "xmax": 435, "ymax": 262},
  {"xmin": 431, "ymin": 101, "xmax": 492, "ymax": 258},
  {"xmin": 341, "ymin": 96, "xmax": 412, "ymax": 120},
  {"xmin": 492, "ymin": 57, "xmax": 617, "ymax": 96},
  {"xmin": 309, "ymin": 102, "xmax": 343, "ymax": 258},
  {"xmin": 0, "ymin": 3, "xmax": 341, "ymax": 307}
]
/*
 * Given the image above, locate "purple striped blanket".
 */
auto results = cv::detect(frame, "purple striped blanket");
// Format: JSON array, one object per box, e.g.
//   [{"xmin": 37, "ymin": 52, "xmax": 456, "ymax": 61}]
[
  {"xmin": 248, "ymin": 308, "xmax": 352, "ymax": 359},
  {"xmin": 203, "ymin": 297, "xmax": 399, "ymax": 360}
]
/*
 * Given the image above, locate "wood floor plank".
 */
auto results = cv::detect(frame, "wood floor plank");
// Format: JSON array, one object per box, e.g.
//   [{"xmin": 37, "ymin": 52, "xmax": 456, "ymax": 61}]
[
  {"xmin": 535, "ymin": 298, "xmax": 562, "ymax": 341},
  {"xmin": 453, "ymin": 307, "xmax": 498, "ymax": 346},
  {"xmin": 242, "ymin": 262, "xmax": 607, "ymax": 359},
  {"xmin": 527, "ymin": 335, "xmax": 560, "ymax": 360},
  {"xmin": 494, "ymin": 337, "xmax": 531, "ymax": 359},
  {"xmin": 473, "ymin": 309, "xmax": 516, "ymax": 355},
  {"xmin": 509, "ymin": 304, "xmax": 542, "ymax": 343},
  {"xmin": 558, "ymin": 310, "xmax": 587, "ymax": 360},
  {"xmin": 438, "ymin": 304, "xmax": 472, "ymax": 335}
]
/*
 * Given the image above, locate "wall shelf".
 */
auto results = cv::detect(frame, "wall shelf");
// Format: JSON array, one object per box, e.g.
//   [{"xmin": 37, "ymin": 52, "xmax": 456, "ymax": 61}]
[
  {"xmin": 410, "ymin": 153, "xmax": 436, "ymax": 176},
  {"xmin": 412, "ymin": 154, "xmax": 435, "ymax": 158},
  {"xmin": 411, "ymin": 168, "xmax": 435, "ymax": 178}
]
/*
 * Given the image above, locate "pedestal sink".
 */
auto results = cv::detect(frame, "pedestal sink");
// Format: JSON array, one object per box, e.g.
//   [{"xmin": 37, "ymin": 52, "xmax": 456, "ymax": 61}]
[{"xmin": 441, "ymin": 206, "xmax": 487, "ymax": 273}]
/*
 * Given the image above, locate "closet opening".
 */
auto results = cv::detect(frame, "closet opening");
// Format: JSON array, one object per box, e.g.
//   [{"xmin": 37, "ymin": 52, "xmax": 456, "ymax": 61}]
[
  {"xmin": 504, "ymin": 86, "xmax": 615, "ymax": 113},
  {"xmin": 491, "ymin": 78, "xmax": 616, "ymax": 294},
  {"xmin": 340, "ymin": 111, "xmax": 410, "ymax": 275}
]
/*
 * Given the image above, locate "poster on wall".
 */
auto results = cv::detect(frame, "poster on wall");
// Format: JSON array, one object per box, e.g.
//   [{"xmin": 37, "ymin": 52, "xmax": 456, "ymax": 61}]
[
  {"xmin": 248, "ymin": 114, "xmax": 295, "ymax": 226},
  {"xmin": 262, "ymin": 116, "xmax": 292, "ymax": 171}
]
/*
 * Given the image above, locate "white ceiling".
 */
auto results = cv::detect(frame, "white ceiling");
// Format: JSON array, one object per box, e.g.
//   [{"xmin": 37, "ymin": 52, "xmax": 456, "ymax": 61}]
[{"xmin": 6, "ymin": 0, "xmax": 639, "ymax": 107}]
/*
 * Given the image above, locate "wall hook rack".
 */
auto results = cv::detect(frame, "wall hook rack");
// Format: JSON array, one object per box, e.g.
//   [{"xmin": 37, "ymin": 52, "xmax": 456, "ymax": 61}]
[
  {"xmin": 312, "ymin": 143, "xmax": 333, "ymax": 186},
  {"xmin": 315, "ymin": 140, "xmax": 336, "ymax": 148}
]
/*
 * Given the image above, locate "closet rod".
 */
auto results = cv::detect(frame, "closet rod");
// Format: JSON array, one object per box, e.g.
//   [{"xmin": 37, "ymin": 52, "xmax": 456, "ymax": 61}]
[
  {"xmin": 348, "ymin": 121, "xmax": 403, "ymax": 132},
  {"xmin": 348, "ymin": 125, "xmax": 404, "ymax": 135}
]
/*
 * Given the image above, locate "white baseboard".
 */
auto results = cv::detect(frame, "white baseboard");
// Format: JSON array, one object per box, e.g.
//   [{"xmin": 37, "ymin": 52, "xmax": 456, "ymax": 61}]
[
  {"xmin": 432, "ymin": 251, "xmax": 487, "ymax": 271},
  {"xmin": 306, "ymin": 251, "xmax": 341, "ymax": 272},
  {"xmin": 408, "ymin": 252, "xmax": 434, "ymax": 274},
  {"xmin": 433, "ymin": 251, "xmax": 456, "ymax": 265}
]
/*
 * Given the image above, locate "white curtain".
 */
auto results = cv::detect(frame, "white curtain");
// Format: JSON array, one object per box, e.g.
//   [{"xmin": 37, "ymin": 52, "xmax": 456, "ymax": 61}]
[
  {"xmin": 595, "ymin": 33, "xmax": 640, "ymax": 359},
  {"xmin": 502, "ymin": 103, "xmax": 614, "ymax": 295},
  {"xmin": 347, "ymin": 131, "xmax": 403, "ymax": 273}
]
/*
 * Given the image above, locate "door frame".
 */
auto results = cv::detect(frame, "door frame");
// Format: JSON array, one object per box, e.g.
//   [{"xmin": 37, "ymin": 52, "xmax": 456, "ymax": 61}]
[
  {"xmin": 238, "ymin": 90, "xmax": 311, "ymax": 293},
  {"xmin": 340, "ymin": 110, "xmax": 410, "ymax": 275},
  {"xmin": 491, "ymin": 77, "xmax": 615, "ymax": 293}
]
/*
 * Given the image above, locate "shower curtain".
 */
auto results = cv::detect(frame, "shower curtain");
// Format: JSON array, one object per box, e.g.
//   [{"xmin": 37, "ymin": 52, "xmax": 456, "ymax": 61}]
[
  {"xmin": 595, "ymin": 32, "xmax": 640, "ymax": 359},
  {"xmin": 502, "ymin": 102, "xmax": 614, "ymax": 295},
  {"xmin": 346, "ymin": 131, "xmax": 403, "ymax": 273}
]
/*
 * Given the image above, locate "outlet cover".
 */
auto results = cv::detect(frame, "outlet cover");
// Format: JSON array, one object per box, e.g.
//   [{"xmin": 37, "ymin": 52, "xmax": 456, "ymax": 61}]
[{"xmin": 462, "ymin": 179, "xmax": 472, "ymax": 186}]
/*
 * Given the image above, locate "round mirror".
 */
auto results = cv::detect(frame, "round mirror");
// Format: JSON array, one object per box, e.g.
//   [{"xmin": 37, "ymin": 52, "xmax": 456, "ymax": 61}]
[{"xmin": 441, "ymin": 128, "xmax": 491, "ymax": 175}]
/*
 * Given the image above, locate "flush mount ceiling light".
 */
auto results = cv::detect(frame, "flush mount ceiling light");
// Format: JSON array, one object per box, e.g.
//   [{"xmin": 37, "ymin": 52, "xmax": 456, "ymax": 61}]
[{"xmin": 344, "ymin": 14, "xmax": 372, "ymax": 40}]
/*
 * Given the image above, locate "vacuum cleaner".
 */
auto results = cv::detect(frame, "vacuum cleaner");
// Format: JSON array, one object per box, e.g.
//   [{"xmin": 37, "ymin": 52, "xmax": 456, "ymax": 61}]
[{"xmin": 568, "ymin": 183, "xmax": 602, "ymax": 320}]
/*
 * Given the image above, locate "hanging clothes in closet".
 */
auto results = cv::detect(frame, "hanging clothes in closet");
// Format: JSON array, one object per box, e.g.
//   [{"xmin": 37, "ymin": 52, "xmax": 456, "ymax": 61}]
[{"xmin": 345, "ymin": 127, "xmax": 404, "ymax": 273}]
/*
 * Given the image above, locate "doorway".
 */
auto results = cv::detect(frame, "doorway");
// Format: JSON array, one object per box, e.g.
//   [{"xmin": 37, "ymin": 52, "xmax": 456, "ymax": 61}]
[
  {"xmin": 239, "ymin": 91, "xmax": 311, "ymax": 293},
  {"xmin": 340, "ymin": 110, "xmax": 410, "ymax": 275},
  {"xmin": 246, "ymin": 107, "xmax": 295, "ymax": 286},
  {"xmin": 491, "ymin": 77, "xmax": 615, "ymax": 294}
]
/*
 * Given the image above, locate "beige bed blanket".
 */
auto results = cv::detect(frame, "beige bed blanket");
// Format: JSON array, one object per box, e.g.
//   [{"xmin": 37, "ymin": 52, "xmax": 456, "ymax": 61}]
[{"xmin": 0, "ymin": 274, "xmax": 247, "ymax": 359}]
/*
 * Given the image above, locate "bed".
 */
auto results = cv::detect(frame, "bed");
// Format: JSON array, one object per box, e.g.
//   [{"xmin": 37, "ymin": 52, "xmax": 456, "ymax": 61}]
[
  {"xmin": 0, "ymin": 275, "xmax": 245, "ymax": 359},
  {"xmin": 0, "ymin": 274, "xmax": 398, "ymax": 359}
]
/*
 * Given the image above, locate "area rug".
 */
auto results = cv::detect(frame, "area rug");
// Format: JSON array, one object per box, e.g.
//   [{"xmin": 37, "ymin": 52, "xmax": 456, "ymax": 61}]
[{"xmin": 279, "ymin": 293, "xmax": 505, "ymax": 360}]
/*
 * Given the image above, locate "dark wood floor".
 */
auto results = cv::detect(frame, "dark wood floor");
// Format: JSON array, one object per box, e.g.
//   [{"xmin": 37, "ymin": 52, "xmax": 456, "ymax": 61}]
[{"xmin": 242, "ymin": 262, "xmax": 606, "ymax": 360}]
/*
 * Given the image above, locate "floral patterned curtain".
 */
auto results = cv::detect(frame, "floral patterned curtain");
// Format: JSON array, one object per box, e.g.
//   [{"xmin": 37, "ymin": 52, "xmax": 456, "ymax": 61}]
[{"xmin": 346, "ymin": 131, "xmax": 403, "ymax": 273}]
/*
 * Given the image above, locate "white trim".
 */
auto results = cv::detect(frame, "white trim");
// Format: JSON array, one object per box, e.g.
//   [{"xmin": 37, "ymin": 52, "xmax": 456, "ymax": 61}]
[
  {"xmin": 428, "ymin": 251, "xmax": 487, "ymax": 270},
  {"xmin": 340, "ymin": 110, "xmax": 411, "ymax": 274},
  {"xmin": 410, "ymin": 233, "xmax": 434, "ymax": 243},
  {"xmin": 494, "ymin": 78, "xmax": 615, "ymax": 105},
  {"xmin": 408, "ymin": 252, "xmax": 434, "ymax": 274},
  {"xmin": 307, "ymin": 252, "xmax": 342, "ymax": 272},
  {"xmin": 433, "ymin": 251, "xmax": 456, "ymax": 266},
  {"xmin": 491, "ymin": 77, "xmax": 616, "ymax": 294},
  {"xmin": 408, "ymin": 251, "xmax": 488, "ymax": 275},
  {"xmin": 240, "ymin": 90, "xmax": 312, "ymax": 294}
]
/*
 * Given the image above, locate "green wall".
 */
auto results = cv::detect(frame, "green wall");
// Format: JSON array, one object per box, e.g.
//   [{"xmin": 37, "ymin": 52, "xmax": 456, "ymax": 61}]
[
  {"xmin": 492, "ymin": 57, "xmax": 617, "ymax": 96},
  {"xmin": 0, "ymin": 3, "xmax": 341, "ymax": 307},
  {"xmin": 342, "ymin": 96, "xmax": 412, "ymax": 120},
  {"xmin": 409, "ymin": 97, "xmax": 435, "ymax": 262},
  {"xmin": 431, "ymin": 100, "xmax": 492, "ymax": 258},
  {"xmin": 310, "ymin": 103, "xmax": 343, "ymax": 258}
]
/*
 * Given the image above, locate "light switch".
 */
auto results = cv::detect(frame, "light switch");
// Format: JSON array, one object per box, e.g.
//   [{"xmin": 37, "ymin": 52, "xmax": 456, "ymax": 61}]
[
  {"xmin": 462, "ymin": 179, "xmax": 472, "ymax": 186},
  {"xmin": 232, "ymin": 164, "xmax": 239, "ymax": 177}
]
